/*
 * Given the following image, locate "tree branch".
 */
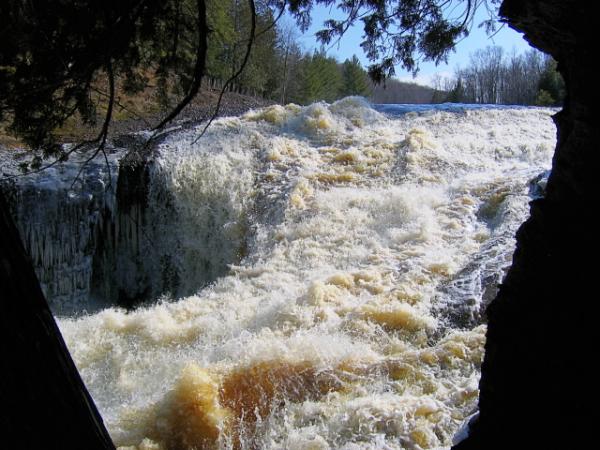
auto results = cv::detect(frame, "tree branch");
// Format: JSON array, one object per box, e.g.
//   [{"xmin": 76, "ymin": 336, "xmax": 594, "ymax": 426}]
[{"xmin": 152, "ymin": 0, "xmax": 208, "ymax": 131}]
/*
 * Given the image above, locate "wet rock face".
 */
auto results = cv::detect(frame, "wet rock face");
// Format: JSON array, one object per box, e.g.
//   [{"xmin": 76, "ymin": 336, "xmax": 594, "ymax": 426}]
[
  {"xmin": 1, "ymin": 153, "xmax": 120, "ymax": 315},
  {"xmin": 0, "ymin": 189, "xmax": 116, "ymax": 450},
  {"xmin": 4, "ymin": 152, "xmax": 224, "ymax": 314},
  {"xmin": 89, "ymin": 155, "xmax": 175, "ymax": 310},
  {"xmin": 454, "ymin": 1, "xmax": 595, "ymax": 449},
  {"xmin": 3, "ymin": 134, "xmax": 252, "ymax": 315},
  {"xmin": 0, "ymin": 149, "xmax": 173, "ymax": 314}
]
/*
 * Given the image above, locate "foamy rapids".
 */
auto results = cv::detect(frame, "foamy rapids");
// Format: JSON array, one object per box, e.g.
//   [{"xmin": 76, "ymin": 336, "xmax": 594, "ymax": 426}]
[{"xmin": 58, "ymin": 98, "xmax": 556, "ymax": 449}]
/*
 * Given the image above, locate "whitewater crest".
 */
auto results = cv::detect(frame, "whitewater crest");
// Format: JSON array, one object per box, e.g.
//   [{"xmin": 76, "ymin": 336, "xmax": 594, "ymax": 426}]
[{"xmin": 58, "ymin": 97, "xmax": 556, "ymax": 449}]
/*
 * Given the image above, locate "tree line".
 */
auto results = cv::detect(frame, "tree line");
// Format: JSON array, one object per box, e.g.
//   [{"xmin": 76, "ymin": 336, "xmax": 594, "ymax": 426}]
[
  {"xmin": 370, "ymin": 78, "xmax": 438, "ymax": 104},
  {"xmin": 179, "ymin": 2, "xmax": 566, "ymax": 108},
  {"xmin": 156, "ymin": 0, "xmax": 372, "ymax": 106},
  {"xmin": 434, "ymin": 46, "xmax": 565, "ymax": 106},
  {"xmin": 212, "ymin": 2, "xmax": 374, "ymax": 104},
  {"xmin": 1, "ymin": 0, "xmax": 566, "ymax": 161},
  {"xmin": 162, "ymin": 0, "xmax": 476, "ymax": 107}
]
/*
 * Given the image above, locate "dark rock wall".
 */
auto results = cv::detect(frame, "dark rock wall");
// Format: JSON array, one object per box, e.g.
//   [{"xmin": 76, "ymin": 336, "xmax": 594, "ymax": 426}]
[
  {"xmin": 454, "ymin": 1, "xmax": 595, "ymax": 448},
  {"xmin": 3, "ymin": 141, "xmax": 248, "ymax": 314},
  {"xmin": 0, "ymin": 190, "xmax": 115, "ymax": 450},
  {"xmin": 89, "ymin": 154, "xmax": 182, "ymax": 309},
  {"xmin": 1, "ymin": 156, "xmax": 119, "ymax": 315},
  {"xmin": 0, "ymin": 149, "xmax": 177, "ymax": 314}
]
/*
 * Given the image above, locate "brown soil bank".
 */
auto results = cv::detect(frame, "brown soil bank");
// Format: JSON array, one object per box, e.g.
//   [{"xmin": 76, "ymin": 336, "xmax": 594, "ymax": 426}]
[
  {"xmin": 1, "ymin": 87, "xmax": 273, "ymax": 149},
  {"xmin": 454, "ymin": 1, "xmax": 594, "ymax": 449}
]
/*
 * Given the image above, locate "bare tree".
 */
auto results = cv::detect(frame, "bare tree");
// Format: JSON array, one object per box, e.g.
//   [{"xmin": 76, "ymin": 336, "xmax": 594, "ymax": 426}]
[
  {"xmin": 276, "ymin": 20, "xmax": 301, "ymax": 104},
  {"xmin": 447, "ymin": 46, "xmax": 549, "ymax": 105}
]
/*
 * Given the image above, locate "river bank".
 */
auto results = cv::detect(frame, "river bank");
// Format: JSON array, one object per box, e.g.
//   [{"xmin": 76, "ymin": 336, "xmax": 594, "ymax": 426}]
[{"xmin": 0, "ymin": 87, "xmax": 274, "ymax": 150}]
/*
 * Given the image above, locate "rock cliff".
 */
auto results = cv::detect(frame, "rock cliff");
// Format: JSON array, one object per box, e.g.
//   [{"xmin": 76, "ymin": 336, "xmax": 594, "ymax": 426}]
[{"xmin": 454, "ymin": 1, "xmax": 595, "ymax": 448}]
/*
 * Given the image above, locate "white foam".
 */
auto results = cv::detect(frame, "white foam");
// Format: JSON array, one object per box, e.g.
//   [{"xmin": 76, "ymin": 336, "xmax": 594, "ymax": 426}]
[{"xmin": 58, "ymin": 100, "xmax": 555, "ymax": 449}]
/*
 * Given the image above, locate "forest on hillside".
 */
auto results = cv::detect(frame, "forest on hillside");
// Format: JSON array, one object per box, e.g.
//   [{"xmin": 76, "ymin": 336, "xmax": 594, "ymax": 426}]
[{"xmin": 191, "ymin": 1, "xmax": 564, "ymax": 106}]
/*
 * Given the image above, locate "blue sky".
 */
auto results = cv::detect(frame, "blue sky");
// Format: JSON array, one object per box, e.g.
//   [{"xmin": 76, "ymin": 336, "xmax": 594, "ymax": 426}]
[{"xmin": 286, "ymin": 3, "xmax": 535, "ymax": 87}]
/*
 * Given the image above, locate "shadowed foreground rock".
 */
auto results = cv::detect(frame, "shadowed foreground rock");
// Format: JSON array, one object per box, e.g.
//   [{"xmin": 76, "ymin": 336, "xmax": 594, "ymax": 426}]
[
  {"xmin": 0, "ymin": 190, "xmax": 115, "ymax": 449},
  {"xmin": 454, "ymin": 0, "xmax": 594, "ymax": 449}
]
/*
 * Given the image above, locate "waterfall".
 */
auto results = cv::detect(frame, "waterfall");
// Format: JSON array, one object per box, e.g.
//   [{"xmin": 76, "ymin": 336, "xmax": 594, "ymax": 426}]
[{"xmin": 3, "ymin": 98, "xmax": 556, "ymax": 449}]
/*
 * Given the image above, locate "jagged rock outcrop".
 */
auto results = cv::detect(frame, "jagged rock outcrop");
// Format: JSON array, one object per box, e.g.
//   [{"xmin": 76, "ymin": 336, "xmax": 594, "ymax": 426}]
[{"xmin": 454, "ymin": 1, "xmax": 595, "ymax": 448}]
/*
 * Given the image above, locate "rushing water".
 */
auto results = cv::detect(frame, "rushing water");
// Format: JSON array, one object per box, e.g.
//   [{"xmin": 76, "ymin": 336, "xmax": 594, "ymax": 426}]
[{"xmin": 55, "ymin": 99, "xmax": 555, "ymax": 449}]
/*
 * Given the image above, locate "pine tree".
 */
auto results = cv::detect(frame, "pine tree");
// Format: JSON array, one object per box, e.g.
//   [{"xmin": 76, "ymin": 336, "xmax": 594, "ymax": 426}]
[
  {"xmin": 536, "ymin": 58, "xmax": 565, "ymax": 106},
  {"xmin": 341, "ymin": 55, "xmax": 371, "ymax": 97},
  {"xmin": 298, "ymin": 49, "xmax": 343, "ymax": 104}
]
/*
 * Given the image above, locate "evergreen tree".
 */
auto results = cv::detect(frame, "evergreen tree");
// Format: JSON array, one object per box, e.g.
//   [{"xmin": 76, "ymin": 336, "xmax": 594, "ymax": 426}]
[
  {"xmin": 341, "ymin": 55, "xmax": 371, "ymax": 97},
  {"xmin": 237, "ymin": 1, "xmax": 280, "ymax": 95},
  {"xmin": 536, "ymin": 58, "xmax": 565, "ymax": 106},
  {"xmin": 206, "ymin": 0, "xmax": 237, "ymax": 82},
  {"xmin": 298, "ymin": 49, "xmax": 343, "ymax": 104},
  {"xmin": 446, "ymin": 78, "xmax": 466, "ymax": 103},
  {"xmin": 0, "ymin": 0, "xmax": 210, "ymax": 159}
]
